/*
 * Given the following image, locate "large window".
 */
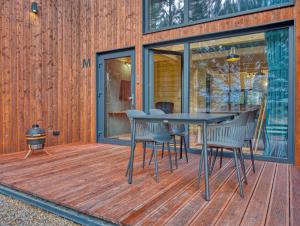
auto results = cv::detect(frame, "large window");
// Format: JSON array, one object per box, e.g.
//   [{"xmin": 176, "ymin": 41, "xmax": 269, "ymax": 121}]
[
  {"xmin": 189, "ymin": 28, "xmax": 289, "ymax": 158},
  {"xmin": 144, "ymin": 0, "xmax": 293, "ymax": 32},
  {"xmin": 145, "ymin": 26, "xmax": 293, "ymax": 161}
]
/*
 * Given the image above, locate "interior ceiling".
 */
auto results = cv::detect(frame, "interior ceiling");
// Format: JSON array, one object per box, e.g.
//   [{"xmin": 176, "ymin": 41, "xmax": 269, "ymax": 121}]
[
  {"xmin": 190, "ymin": 33, "xmax": 265, "ymax": 49},
  {"xmin": 153, "ymin": 33, "xmax": 266, "ymax": 71},
  {"xmin": 154, "ymin": 44, "xmax": 184, "ymax": 52},
  {"xmin": 115, "ymin": 57, "xmax": 131, "ymax": 64},
  {"xmin": 154, "ymin": 54, "xmax": 181, "ymax": 63}
]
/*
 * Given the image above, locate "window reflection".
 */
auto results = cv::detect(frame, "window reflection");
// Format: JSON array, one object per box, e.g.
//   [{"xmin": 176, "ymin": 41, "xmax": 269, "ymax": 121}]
[
  {"xmin": 189, "ymin": 29, "xmax": 289, "ymax": 158},
  {"xmin": 189, "ymin": 0, "xmax": 291, "ymax": 22},
  {"xmin": 149, "ymin": 0, "xmax": 184, "ymax": 30}
]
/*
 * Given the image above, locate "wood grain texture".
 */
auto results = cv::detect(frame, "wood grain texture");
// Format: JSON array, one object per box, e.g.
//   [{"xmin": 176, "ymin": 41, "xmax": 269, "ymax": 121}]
[
  {"xmin": 0, "ymin": 143, "xmax": 297, "ymax": 225},
  {"xmin": 0, "ymin": 1, "xmax": 297, "ymax": 159}
]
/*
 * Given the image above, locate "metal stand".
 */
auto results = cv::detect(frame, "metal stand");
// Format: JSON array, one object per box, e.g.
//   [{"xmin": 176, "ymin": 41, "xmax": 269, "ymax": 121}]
[{"xmin": 24, "ymin": 145, "xmax": 51, "ymax": 159}]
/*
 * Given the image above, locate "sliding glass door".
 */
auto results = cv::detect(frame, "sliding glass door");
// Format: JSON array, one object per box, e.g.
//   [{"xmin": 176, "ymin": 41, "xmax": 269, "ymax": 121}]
[
  {"xmin": 145, "ymin": 26, "xmax": 294, "ymax": 162},
  {"xmin": 189, "ymin": 28, "xmax": 290, "ymax": 159}
]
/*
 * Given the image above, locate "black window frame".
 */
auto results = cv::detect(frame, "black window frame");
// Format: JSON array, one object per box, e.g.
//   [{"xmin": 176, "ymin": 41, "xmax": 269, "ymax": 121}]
[{"xmin": 142, "ymin": 0, "xmax": 295, "ymax": 34}]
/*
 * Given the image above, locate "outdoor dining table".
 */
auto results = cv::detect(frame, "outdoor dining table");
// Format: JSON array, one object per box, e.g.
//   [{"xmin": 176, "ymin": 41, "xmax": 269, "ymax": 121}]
[{"xmin": 127, "ymin": 112, "xmax": 235, "ymax": 201}]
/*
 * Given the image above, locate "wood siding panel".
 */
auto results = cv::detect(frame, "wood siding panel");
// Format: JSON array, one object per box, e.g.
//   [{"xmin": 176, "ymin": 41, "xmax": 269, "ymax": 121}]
[{"xmin": 0, "ymin": 0, "xmax": 297, "ymax": 162}]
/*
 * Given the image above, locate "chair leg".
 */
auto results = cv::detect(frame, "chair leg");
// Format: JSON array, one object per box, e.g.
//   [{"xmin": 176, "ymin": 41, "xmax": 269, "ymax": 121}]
[
  {"xmin": 233, "ymin": 149, "xmax": 244, "ymax": 198},
  {"xmin": 153, "ymin": 143, "xmax": 159, "ymax": 182},
  {"xmin": 142, "ymin": 141, "xmax": 146, "ymax": 169},
  {"xmin": 173, "ymin": 136, "xmax": 178, "ymax": 169},
  {"xmin": 219, "ymin": 148, "xmax": 224, "ymax": 169},
  {"xmin": 210, "ymin": 148, "xmax": 219, "ymax": 175},
  {"xmin": 126, "ymin": 142, "xmax": 136, "ymax": 176},
  {"xmin": 167, "ymin": 142, "xmax": 173, "ymax": 173},
  {"xmin": 149, "ymin": 144, "xmax": 155, "ymax": 165},
  {"xmin": 238, "ymin": 149, "xmax": 248, "ymax": 184},
  {"xmin": 197, "ymin": 151, "xmax": 204, "ymax": 189},
  {"xmin": 162, "ymin": 143, "xmax": 165, "ymax": 159},
  {"xmin": 180, "ymin": 136, "xmax": 183, "ymax": 159},
  {"xmin": 249, "ymin": 140, "xmax": 255, "ymax": 173},
  {"xmin": 182, "ymin": 135, "xmax": 188, "ymax": 163}
]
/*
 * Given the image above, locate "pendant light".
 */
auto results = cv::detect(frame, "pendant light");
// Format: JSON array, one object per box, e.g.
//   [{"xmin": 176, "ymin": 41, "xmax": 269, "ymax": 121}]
[{"xmin": 226, "ymin": 47, "xmax": 240, "ymax": 62}]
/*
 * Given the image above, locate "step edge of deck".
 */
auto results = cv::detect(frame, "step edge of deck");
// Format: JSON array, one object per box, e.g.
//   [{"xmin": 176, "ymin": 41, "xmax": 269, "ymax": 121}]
[{"xmin": 0, "ymin": 184, "xmax": 117, "ymax": 226}]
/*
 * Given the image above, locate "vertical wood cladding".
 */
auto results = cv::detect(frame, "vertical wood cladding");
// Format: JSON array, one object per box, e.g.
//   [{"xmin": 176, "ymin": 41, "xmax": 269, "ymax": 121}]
[{"xmin": 0, "ymin": 0, "xmax": 297, "ymax": 161}]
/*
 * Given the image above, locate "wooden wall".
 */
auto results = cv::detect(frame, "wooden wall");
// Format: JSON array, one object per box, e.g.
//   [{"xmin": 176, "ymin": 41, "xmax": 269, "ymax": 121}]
[
  {"xmin": 154, "ymin": 55, "xmax": 182, "ymax": 113},
  {"xmin": 0, "ymin": 0, "xmax": 299, "ymax": 164}
]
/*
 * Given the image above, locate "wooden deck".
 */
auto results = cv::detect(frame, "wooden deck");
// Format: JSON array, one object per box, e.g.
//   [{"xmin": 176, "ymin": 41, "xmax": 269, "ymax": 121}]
[{"xmin": 0, "ymin": 143, "xmax": 299, "ymax": 225}]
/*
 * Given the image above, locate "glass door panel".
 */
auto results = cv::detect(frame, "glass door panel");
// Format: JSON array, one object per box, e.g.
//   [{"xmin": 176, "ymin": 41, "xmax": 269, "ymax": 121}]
[
  {"xmin": 104, "ymin": 57, "xmax": 133, "ymax": 140},
  {"xmin": 97, "ymin": 50, "xmax": 135, "ymax": 144},
  {"xmin": 189, "ymin": 29, "xmax": 289, "ymax": 159},
  {"xmin": 150, "ymin": 44, "xmax": 184, "ymax": 113}
]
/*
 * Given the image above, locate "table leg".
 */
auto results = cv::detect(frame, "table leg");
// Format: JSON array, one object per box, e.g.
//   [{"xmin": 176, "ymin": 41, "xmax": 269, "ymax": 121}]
[
  {"xmin": 202, "ymin": 121, "xmax": 210, "ymax": 201},
  {"xmin": 128, "ymin": 119, "xmax": 136, "ymax": 184}
]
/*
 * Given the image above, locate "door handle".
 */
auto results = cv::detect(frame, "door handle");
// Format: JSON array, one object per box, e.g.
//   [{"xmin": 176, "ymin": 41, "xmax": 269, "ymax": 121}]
[{"xmin": 128, "ymin": 94, "xmax": 135, "ymax": 109}]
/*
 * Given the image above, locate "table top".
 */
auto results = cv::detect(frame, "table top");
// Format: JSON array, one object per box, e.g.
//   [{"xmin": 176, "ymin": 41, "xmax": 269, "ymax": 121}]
[{"xmin": 133, "ymin": 112, "xmax": 235, "ymax": 123}]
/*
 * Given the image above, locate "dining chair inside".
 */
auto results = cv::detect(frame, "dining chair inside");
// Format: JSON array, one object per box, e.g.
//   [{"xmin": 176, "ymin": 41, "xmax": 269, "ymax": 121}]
[{"xmin": 149, "ymin": 109, "xmax": 188, "ymax": 163}]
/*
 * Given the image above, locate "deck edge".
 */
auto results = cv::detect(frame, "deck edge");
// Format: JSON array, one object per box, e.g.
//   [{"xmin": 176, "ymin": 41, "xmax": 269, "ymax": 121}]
[{"xmin": 0, "ymin": 184, "xmax": 117, "ymax": 226}]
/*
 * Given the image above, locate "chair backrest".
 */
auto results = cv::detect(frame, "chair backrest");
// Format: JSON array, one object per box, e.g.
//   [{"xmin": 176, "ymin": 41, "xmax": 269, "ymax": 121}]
[
  {"xmin": 228, "ymin": 112, "xmax": 249, "ymax": 147},
  {"xmin": 155, "ymin": 102, "xmax": 174, "ymax": 114},
  {"xmin": 150, "ymin": 108, "xmax": 186, "ymax": 135},
  {"xmin": 126, "ymin": 110, "xmax": 151, "ymax": 138},
  {"xmin": 150, "ymin": 109, "xmax": 165, "ymax": 115},
  {"xmin": 207, "ymin": 112, "xmax": 249, "ymax": 147},
  {"xmin": 148, "ymin": 109, "xmax": 171, "ymax": 138},
  {"xmin": 244, "ymin": 109, "xmax": 259, "ymax": 140},
  {"xmin": 126, "ymin": 109, "xmax": 147, "ymax": 119}
]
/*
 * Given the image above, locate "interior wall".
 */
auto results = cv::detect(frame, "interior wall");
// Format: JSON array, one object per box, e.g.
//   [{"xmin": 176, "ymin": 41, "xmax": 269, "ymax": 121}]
[
  {"xmin": 154, "ymin": 55, "xmax": 182, "ymax": 113},
  {"xmin": 0, "ymin": 0, "xmax": 297, "ymax": 160},
  {"xmin": 105, "ymin": 59, "xmax": 131, "ymax": 138}
]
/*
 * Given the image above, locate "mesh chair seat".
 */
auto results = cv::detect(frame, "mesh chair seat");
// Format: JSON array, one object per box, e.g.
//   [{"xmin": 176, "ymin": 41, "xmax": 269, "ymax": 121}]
[
  {"xmin": 207, "ymin": 139, "xmax": 243, "ymax": 149},
  {"xmin": 135, "ymin": 135, "xmax": 154, "ymax": 142},
  {"xmin": 149, "ymin": 109, "xmax": 188, "ymax": 163},
  {"xmin": 170, "ymin": 124, "xmax": 186, "ymax": 136}
]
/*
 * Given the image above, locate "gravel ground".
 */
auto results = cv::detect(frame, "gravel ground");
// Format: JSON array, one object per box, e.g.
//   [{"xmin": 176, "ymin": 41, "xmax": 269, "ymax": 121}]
[{"xmin": 0, "ymin": 194, "xmax": 79, "ymax": 226}]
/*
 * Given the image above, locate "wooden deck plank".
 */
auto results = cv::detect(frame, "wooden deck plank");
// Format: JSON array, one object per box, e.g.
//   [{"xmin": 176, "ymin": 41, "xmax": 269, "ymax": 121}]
[
  {"xmin": 265, "ymin": 164, "xmax": 289, "ymax": 226},
  {"xmin": 84, "ymin": 156, "xmax": 198, "ymax": 218},
  {"xmin": 140, "ymin": 159, "xmax": 236, "ymax": 226},
  {"xmin": 214, "ymin": 161, "xmax": 266, "ymax": 226},
  {"xmin": 239, "ymin": 162, "xmax": 277, "ymax": 226},
  {"xmin": 163, "ymin": 160, "xmax": 237, "ymax": 226},
  {"xmin": 189, "ymin": 161, "xmax": 263, "ymax": 226},
  {"xmin": 120, "ymin": 159, "xmax": 232, "ymax": 225},
  {"xmin": 290, "ymin": 166, "xmax": 300, "ymax": 226},
  {"xmin": 0, "ymin": 144, "xmax": 296, "ymax": 226}
]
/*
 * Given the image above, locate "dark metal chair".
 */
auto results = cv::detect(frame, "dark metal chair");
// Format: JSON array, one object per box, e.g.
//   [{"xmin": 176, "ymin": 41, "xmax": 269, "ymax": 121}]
[
  {"xmin": 126, "ymin": 110, "xmax": 173, "ymax": 182},
  {"xmin": 243, "ymin": 109, "xmax": 258, "ymax": 172},
  {"xmin": 155, "ymin": 102, "xmax": 174, "ymax": 114},
  {"xmin": 198, "ymin": 112, "xmax": 249, "ymax": 198},
  {"xmin": 155, "ymin": 102, "xmax": 188, "ymax": 161},
  {"xmin": 149, "ymin": 109, "xmax": 188, "ymax": 164},
  {"xmin": 218, "ymin": 110, "xmax": 258, "ymax": 173}
]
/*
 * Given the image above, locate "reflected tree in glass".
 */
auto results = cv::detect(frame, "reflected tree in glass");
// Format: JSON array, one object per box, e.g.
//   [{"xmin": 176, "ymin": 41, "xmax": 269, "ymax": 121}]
[
  {"xmin": 149, "ymin": 0, "xmax": 184, "ymax": 30},
  {"xmin": 188, "ymin": 0, "xmax": 291, "ymax": 22}
]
